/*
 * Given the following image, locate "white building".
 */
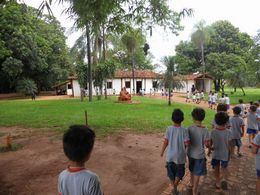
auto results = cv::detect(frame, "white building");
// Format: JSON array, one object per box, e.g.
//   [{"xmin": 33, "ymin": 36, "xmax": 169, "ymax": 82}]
[{"xmin": 53, "ymin": 70, "xmax": 213, "ymax": 97}]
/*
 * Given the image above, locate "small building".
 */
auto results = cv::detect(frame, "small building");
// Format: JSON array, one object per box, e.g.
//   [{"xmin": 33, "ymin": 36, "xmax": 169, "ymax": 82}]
[
  {"xmin": 174, "ymin": 73, "xmax": 213, "ymax": 93},
  {"xmin": 53, "ymin": 70, "xmax": 213, "ymax": 97}
]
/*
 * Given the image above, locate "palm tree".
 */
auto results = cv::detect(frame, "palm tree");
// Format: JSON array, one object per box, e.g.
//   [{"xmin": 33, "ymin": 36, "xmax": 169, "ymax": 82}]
[
  {"xmin": 122, "ymin": 33, "xmax": 137, "ymax": 94},
  {"xmin": 161, "ymin": 56, "xmax": 184, "ymax": 106},
  {"xmin": 191, "ymin": 20, "xmax": 210, "ymax": 91}
]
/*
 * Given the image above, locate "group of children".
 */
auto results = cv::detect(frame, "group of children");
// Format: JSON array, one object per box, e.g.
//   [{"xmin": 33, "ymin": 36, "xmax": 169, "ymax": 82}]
[
  {"xmin": 56, "ymin": 100, "xmax": 259, "ymax": 195},
  {"xmin": 160, "ymin": 101, "xmax": 260, "ymax": 195},
  {"xmin": 186, "ymin": 90, "xmax": 205, "ymax": 104}
]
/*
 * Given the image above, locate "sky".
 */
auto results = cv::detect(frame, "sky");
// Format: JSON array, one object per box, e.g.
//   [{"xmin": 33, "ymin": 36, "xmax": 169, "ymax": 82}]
[{"xmin": 23, "ymin": 0, "xmax": 260, "ymax": 67}]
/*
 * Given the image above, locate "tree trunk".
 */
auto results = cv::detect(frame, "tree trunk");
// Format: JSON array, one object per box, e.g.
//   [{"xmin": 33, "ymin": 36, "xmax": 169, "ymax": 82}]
[
  {"xmin": 201, "ymin": 43, "xmax": 205, "ymax": 91},
  {"xmin": 234, "ymin": 87, "xmax": 236, "ymax": 92},
  {"xmin": 86, "ymin": 23, "xmax": 92, "ymax": 102},
  {"xmin": 241, "ymin": 87, "xmax": 246, "ymax": 96},
  {"xmin": 168, "ymin": 88, "xmax": 171, "ymax": 106},
  {"xmin": 132, "ymin": 54, "xmax": 135, "ymax": 94},
  {"xmin": 102, "ymin": 24, "xmax": 108, "ymax": 100}
]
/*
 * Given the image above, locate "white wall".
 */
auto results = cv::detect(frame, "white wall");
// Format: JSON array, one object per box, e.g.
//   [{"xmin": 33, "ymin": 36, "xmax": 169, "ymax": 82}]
[
  {"xmin": 67, "ymin": 78, "xmax": 211, "ymax": 96},
  {"xmin": 72, "ymin": 80, "xmax": 81, "ymax": 96}
]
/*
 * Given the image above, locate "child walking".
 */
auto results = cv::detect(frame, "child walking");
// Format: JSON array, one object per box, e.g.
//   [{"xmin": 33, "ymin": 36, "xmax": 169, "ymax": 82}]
[
  {"xmin": 161, "ymin": 109, "xmax": 190, "ymax": 195},
  {"xmin": 247, "ymin": 105, "xmax": 260, "ymax": 148},
  {"xmin": 187, "ymin": 108, "xmax": 210, "ymax": 195},
  {"xmin": 209, "ymin": 111, "xmax": 232, "ymax": 190},
  {"xmin": 252, "ymin": 134, "xmax": 260, "ymax": 195},
  {"xmin": 229, "ymin": 106, "xmax": 245, "ymax": 157},
  {"xmin": 58, "ymin": 125, "xmax": 103, "ymax": 195}
]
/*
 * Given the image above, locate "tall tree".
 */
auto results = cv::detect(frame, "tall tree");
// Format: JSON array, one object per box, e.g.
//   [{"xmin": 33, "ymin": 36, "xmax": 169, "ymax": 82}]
[
  {"xmin": 191, "ymin": 20, "xmax": 210, "ymax": 90},
  {"xmin": 161, "ymin": 56, "xmax": 183, "ymax": 106},
  {"xmin": 0, "ymin": 2, "xmax": 71, "ymax": 93}
]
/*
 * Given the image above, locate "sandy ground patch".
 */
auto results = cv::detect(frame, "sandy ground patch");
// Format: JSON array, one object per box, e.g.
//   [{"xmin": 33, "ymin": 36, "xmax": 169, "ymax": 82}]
[{"xmin": 0, "ymin": 127, "xmax": 168, "ymax": 195}]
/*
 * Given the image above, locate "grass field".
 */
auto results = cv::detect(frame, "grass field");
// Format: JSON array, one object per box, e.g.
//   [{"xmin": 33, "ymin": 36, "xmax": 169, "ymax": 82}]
[
  {"xmin": 224, "ymin": 87, "xmax": 260, "ymax": 104},
  {"xmin": 0, "ymin": 96, "xmax": 216, "ymax": 136}
]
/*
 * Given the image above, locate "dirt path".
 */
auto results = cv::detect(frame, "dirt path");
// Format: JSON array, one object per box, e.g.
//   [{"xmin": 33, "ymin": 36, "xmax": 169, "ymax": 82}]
[{"xmin": 0, "ymin": 127, "xmax": 168, "ymax": 195}]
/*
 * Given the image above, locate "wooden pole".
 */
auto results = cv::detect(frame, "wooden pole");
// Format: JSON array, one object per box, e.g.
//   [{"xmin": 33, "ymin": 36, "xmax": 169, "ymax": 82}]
[{"xmin": 85, "ymin": 110, "xmax": 88, "ymax": 126}]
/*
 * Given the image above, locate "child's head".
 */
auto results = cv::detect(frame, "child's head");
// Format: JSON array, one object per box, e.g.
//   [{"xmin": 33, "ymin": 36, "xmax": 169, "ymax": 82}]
[
  {"xmin": 238, "ymin": 99, "xmax": 243, "ymax": 104},
  {"xmin": 250, "ymin": 101, "xmax": 253, "ymax": 105},
  {"xmin": 217, "ymin": 103, "xmax": 228, "ymax": 112},
  {"xmin": 225, "ymin": 94, "xmax": 228, "ymax": 97},
  {"xmin": 253, "ymin": 102, "xmax": 259, "ymax": 107},
  {"xmin": 232, "ymin": 106, "xmax": 241, "ymax": 115},
  {"xmin": 215, "ymin": 111, "xmax": 229, "ymax": 126},
  {"xmin": 63, "ymin": 125, "xmax": 96, "ymax": 163},
  {"xmin": 250, "ymin": 105, "xmax": 257, "ymax": 112},
  {"xmin": 172, "ymin": 109, "xmax": 184, "ymax": 124},
  {"xmin": 192, "ymin": 108, "xmax": 205, "ymax": 122}
]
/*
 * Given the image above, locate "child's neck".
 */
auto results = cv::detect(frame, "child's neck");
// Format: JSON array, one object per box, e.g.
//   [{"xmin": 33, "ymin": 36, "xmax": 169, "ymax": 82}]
[
  {"xmin": 194, "ymin": 120, "xmax": 203, "ymax": 127},
  {"xmin": 70, "ymin": 161, "xmax": 85, "ymax": 168},
  {"xmin": 173, "ymin": 123, "xmax": 181, "ymax": 127}
]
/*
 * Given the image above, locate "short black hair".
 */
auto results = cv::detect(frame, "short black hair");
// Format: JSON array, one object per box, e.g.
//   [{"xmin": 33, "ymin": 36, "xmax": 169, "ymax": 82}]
[
  {"xmin": 238, "ymin": 99, "xmax": 243, "ymax": 104},
  {"xmin": 172, "ymin": 109, "xmax": 184, "ymax": 124},
  {"xmin": 253, "ymin": 102, "xmax": 259, "ymax": 107},
  {"xmin": 215, "ymin": 111, "xmax": 229, "ymax": 126},
  {"xmin": 250, "ymin": 105, "xmax": 257, "ymax": 112},
  {"xmin": 63, "ymin": 125, "xmax": 95, "ymax": 162},
  {"xmin": 232, "ymin": 106, "xmax": 241, "ymax": 115},
  {"xmin": 192, "ymin": 108, "xmax": 205, "ymax": 122},
  {"xmin": 217, "ymin": 103, "xmax": 228, "ymax": 112}
]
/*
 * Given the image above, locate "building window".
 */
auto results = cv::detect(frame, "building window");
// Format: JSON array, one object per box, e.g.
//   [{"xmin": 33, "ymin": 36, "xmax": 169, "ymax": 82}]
[
  {"xmin": 107, "ymin": 81, "xmax": 112, "ymax": 89},
  {"xmin": 152, "ymin": 81, "xmax": 158, "ymax": 88},
  {"xmin": 125, "ymin": 81, "xmax": 131, "ymax": 88},
  {"xmin": 68, "ymin": 84, "xmax": 72, "ymax": 89}
]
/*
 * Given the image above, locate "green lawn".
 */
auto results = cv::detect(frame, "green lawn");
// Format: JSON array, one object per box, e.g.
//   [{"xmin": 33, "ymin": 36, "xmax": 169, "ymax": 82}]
[
  {"xmin": 0, "ymin": 96, "xmax": 216, "ymax": 136},
  {"xmin": 224, "ymin": 87, "xmax": 260, "ymax": 104}
]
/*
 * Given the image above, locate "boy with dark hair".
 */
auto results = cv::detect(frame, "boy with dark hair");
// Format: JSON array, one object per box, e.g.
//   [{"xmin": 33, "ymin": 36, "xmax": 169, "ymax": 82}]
[
  {"xmin": 187, "ymin": 108, "xmax": 210, "ymax": 195},
  {"xmin": 230, "ymin": 106, "xmax": 245, "ymax": 157},
  {"xmin": 161, "ymin": 109, "xmax": 190, "ymax": 195},
  {"xmin": 58, "ymin": 125, "xmax": 103, "ymax": 195},
  {"xmin": 247, "ymin": 105, "xmax": 260, "ymax": 148},
  {"xmin": 237, "ymin": 99, "xmax": 246, "ymax": 118},
  {"xmin": 252, "ymin": 134, "xmax": 260, "ymax": 195},
  {"xmin": 209, "ymin": 112, "xmax": 232, "ymax": 190}
]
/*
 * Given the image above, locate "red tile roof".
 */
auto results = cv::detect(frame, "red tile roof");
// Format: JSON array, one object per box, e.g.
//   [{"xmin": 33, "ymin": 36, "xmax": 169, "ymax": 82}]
[
  {"xmin": 114, "ymin": 69, "xmax": 160, "ymax": 79},
  {"xmin": 175, "ymin": 73, "xmax": 213, "ymax": 80}
]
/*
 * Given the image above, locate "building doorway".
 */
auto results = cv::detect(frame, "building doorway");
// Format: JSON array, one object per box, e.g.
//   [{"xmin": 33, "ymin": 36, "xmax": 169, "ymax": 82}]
[{"xmin": 136, "ymin": 81, "xmax": 142, "ymax": 93}]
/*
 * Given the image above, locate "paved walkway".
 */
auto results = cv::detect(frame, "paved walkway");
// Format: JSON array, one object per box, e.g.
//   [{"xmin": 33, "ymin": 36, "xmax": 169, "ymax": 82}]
[{"xmin": 148, "ymin": 93, "xmax": 258, "ymax": 195}]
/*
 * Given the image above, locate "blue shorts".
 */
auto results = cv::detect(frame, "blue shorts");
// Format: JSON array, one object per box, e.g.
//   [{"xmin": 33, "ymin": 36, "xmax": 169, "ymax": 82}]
[
  {"xmin": 211, "ymin": 159, "xmax": 229, "ymax": 168},
  {"xmin": 257, "ymin": 170, "xmax": 260, "ymax": 177},
  {"xmin": 166, "ymin": 162, "xmax": 185, "ymax": 181},
  {"xmin": 247, "ymin": 128, "xmax": 257, "ymax": 134},
  {"xmin": 232, "ymin": 139, "xmax": 242, "ymax": 147},
  {"xmin": 208, "ymin": 101, "xmax": 211, "ymax": 104},
  {"xmin": 189, "ymin": 158, "xmax": 207, "ymax": 176}
]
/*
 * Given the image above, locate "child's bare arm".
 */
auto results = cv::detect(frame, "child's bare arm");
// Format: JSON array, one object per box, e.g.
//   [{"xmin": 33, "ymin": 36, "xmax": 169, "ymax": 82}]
[
  {"xmin": 241, "ymin": 125, "xmax": 245, "ymax": 137},
  {"xmin": 160, "ymin": 139, "xmax": 168, "ymax": 157},
  {"xmin": 252, "ymin": 145, "xmax": 258, "ymax": 154}
]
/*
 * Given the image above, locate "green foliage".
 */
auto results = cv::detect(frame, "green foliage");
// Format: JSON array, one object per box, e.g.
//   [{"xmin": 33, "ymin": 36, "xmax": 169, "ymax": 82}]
[
  {"xmin": 16, "ymin": 78, "xmax": 37, "ymax": 96},
  {"xmin": 175, "ymin": 20, "xmax": 255, "ymax": 91},
  {"xmin": 0, "ymin": 2, "xmax": 71, "ymax": 92},
  {"xmin": 0, "ymin": 97, "xmax": 216, "ymax": 135},
  {"xmin": 93, "ymin": 60, "xmax": 116, "ymax": 89}
]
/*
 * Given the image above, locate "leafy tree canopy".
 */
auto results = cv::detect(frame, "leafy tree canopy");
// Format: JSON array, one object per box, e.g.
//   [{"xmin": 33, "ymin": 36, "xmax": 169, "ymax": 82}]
[{"xmin": 0, "ymin": 1, "xmax": 71, "ymax": 92}]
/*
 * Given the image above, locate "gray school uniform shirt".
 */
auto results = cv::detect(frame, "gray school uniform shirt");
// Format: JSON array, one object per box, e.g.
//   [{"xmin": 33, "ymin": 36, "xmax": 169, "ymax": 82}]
[
  {"xmin": 229, "ymin": 116, "xmax": 244, "ymax": 139},
  {"xmin": 210, "ymin": 127, "xmax": 232, "ymax": 161},
  {"xmin": 247, "ymin": 112, "xmax": 259, "ymax": 130},
  {"xmin": 253, "ymin": 134, "xmax": 260, "ymax": 170},
  {"xmin": 58, "ymin": 168, "xmax": 103, "ymax": 195},
  {"xmin": 165, "ymin": 126, "xmax": 190, "ymax": 164},
  {"xmin": 187, "ymin": 125, "xmax": 210, "ymax": 159}
]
